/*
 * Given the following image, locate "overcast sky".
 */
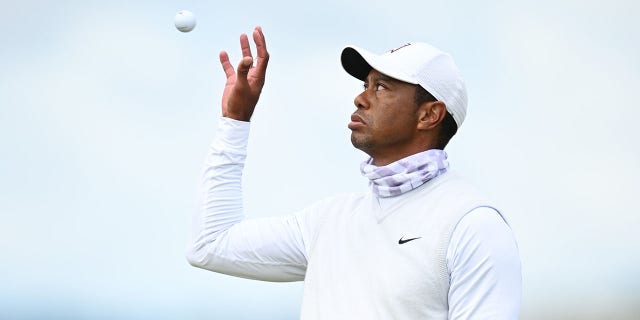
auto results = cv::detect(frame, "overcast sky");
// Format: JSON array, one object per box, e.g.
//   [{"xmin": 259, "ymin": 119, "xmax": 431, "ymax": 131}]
[{"xmin": 1, "ymin": 0, "xmax": 639, "ymax": 319}]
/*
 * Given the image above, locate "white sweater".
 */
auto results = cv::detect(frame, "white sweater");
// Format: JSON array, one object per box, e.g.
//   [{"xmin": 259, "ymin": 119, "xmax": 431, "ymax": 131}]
[{"xmin": 187, "ymin": 117, "xmax": 522, "ymax": 319}]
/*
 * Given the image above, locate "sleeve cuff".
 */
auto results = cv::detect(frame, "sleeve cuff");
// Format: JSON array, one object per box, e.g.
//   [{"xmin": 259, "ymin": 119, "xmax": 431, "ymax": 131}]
[{"xmin": 210, "ymin": 117, "xmax": 251, "ymax": 154}]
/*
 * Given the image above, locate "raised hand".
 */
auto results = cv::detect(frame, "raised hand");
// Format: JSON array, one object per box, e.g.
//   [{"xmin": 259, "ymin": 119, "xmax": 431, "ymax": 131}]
[{"xmin": 219, "ymin": 26, "xmax": 269, "ymax": 121}]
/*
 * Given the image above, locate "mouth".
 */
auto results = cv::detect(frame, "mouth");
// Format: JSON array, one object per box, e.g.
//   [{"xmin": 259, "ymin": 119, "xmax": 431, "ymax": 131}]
[{"xmin": 348, "ymin": 113, "xmax": 366, "ymax": 130}]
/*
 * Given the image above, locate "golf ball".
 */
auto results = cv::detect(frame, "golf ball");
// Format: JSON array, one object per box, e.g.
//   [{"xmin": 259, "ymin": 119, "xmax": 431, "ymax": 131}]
[{"xmin": 174, "ymin": 10, "xmax": 196, "ymax": 32}]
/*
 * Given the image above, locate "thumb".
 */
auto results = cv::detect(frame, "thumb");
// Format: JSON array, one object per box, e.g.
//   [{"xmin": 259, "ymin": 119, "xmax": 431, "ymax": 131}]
[{"xmin": 236, "ymin": 56, "xmax": 253, "ymax": 81}]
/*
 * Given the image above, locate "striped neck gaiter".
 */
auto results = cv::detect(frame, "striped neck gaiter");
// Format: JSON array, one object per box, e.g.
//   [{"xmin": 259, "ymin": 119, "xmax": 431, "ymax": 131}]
[{"xmin": 360, "ymin": 149, "xmax": 449, "ymax": 198}]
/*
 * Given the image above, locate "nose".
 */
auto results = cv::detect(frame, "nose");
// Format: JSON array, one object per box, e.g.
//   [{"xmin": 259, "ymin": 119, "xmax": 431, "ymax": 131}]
[{"xmin": 354, "ymin": 90, "xmax": 369, "ymax": 110}]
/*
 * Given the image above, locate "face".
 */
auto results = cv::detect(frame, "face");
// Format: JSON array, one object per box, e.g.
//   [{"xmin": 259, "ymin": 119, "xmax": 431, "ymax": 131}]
[{"xmin": 349, "ymin": 70, "xmax": 420, "ymax": 163}]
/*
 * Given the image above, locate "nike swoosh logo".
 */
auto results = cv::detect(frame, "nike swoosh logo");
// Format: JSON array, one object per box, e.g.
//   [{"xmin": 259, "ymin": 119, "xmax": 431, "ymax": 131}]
[{"xmin": 398, "ymin": 236, "xmax": 422, "ymax": 244}]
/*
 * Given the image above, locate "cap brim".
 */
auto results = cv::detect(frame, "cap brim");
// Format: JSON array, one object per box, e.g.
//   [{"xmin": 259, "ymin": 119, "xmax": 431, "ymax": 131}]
[{"xmin": 341, "ymin": 46, "xmax": 373, "ymax": 81}]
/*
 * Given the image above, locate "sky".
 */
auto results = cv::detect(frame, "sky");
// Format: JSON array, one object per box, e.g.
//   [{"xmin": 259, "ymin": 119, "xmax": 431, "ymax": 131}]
[{"xmin": 1, "ymin": 0, "xmax": 639, "ymax": 319}]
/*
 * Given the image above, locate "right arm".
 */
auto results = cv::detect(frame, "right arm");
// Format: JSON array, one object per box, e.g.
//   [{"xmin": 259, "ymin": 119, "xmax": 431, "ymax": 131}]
[{"xmin": 186, "ymin": 27, "xmax": 308, "ymax": 281}]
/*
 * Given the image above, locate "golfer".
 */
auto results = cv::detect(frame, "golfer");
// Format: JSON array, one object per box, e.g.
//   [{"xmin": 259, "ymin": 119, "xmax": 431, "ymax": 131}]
[{"xmin": 187, "ymin": 26, "xmax": 522, "ymax": 319}]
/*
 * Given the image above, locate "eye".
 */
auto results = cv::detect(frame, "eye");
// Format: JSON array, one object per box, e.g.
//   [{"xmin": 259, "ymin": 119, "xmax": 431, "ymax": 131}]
[{"xmin": 363, "ymin": 82, "xmax": 386, "ymax": 91}]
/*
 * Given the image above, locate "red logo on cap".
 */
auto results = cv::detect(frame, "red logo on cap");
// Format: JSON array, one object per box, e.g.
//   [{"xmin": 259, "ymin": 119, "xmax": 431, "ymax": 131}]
[{"xmin": 389, "ymin": 43, "xmax": 411, "ymax": 53}]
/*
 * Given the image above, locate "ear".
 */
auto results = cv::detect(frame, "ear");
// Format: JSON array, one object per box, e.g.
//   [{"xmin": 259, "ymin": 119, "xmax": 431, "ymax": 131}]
[{"xmin": 416, "ymin": 101, "xmax": 447, "ymax": 131}]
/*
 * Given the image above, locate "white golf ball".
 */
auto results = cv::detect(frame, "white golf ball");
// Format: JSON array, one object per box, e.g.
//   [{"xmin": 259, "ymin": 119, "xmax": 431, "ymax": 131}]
[{"xmin": 174, "ymin": 10, "xmax": 196, "ymax": 32}]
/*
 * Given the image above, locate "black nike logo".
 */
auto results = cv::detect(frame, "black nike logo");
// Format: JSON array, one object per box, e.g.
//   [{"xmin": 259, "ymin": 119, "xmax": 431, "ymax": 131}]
[{"xmin": 398, "ymin": 236, "xmax": 422, "ymax": 244}]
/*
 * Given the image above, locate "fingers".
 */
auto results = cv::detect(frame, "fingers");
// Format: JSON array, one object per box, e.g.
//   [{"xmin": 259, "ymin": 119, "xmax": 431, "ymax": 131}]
[
  {"xmin": 219, "ymin": 51, "xmax": 235, "ymax": 79},
  {"xmin": 253, "ymin": 26, "xmax": 267, "ymax": 57},
  {"xmin": 239, "ymin": 33, "xmax": 253, "ymax": 61},
  {"xmin": 253, "ymin": 26, "xmax": 269, "ymax": 75},
  {"xmin": 221, "ymin": 27, "xmax": 269, "ymax": 80},
  {"xmin": 236, "ymin": 56, "xmax": 253, "ymax": 81}
]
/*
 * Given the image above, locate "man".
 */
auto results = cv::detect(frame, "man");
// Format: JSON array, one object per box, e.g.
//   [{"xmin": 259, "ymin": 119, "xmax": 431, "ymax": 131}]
[{"xmin": 187, "ymin": 26, "xmax": 522, "ymax": 319}]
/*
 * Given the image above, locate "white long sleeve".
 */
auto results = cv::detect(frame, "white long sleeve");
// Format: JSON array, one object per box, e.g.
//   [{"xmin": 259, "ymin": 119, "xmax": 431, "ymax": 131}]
[
  {"xmin": 186, "ymin": 117, "xmax": 308, "ymax": 281},
  {"xmin": 446, "ymin": 207, "xmax": 522, "ymax": 319}
]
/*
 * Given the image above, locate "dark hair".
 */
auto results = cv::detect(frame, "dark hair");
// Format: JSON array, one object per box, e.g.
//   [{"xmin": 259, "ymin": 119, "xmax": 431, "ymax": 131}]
[{"xmin": 414, "ymin": 85, "xmax": 458, "ymax": 149}]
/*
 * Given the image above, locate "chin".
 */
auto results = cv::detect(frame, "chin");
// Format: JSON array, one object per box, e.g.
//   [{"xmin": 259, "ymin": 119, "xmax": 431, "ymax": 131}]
[{"xmin": 351, "ymin": 135, "xmax": 373, "ymax": 154}]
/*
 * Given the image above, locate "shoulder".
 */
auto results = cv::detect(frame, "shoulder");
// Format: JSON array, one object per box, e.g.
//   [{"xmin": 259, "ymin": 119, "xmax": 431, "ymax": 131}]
[
  {"xmin": 411, "ymin": 171, "xmax": 497, "ymax": 221},
  {"xmin": 452, "ymin": 207, "xmax": 515, "ymax": 251}
]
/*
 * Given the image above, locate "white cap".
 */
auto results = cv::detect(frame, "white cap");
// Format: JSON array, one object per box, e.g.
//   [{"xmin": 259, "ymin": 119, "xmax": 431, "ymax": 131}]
[{"xmin": 341, "ymin": 42, "xmax": 468, "ymax": 128}]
